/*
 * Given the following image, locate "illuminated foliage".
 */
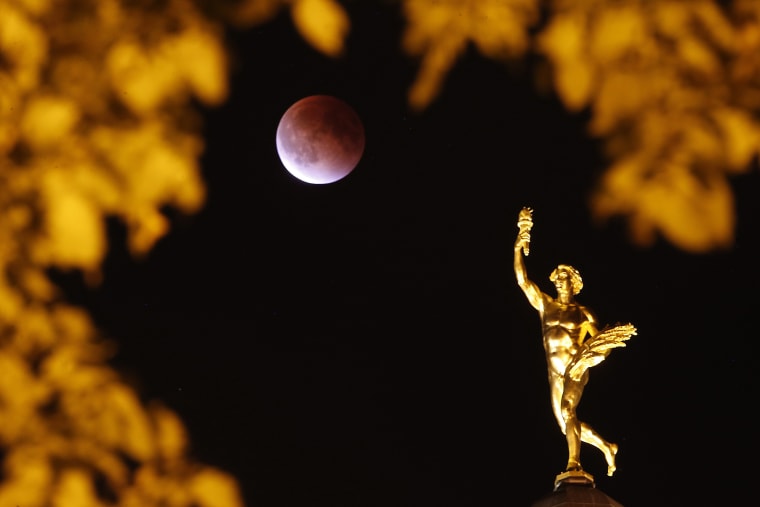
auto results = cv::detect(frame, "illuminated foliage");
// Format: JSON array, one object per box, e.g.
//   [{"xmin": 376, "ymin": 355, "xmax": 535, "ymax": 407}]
[
  {"xmin": 397, "ymin": 0, "xmax": 759, "ymax": 251},
  {"xmin": 291, "ymin": 0, "xmax": 350, "ymax": 57},
  {"xmin": 402, "ymin": 0, "xmax": 539, "ymax": 110},
  {"xmin": 0, "ymin": 0, "xmax": 358, "ymax": 503},
  {"xmin": 0, "ymin": 304, "xmax": 243, "ymax": 507},
  {"xmin": 0, "ymin": 0, "xmax": 242, "ymax": 504},
  {"xmin": 1, "ymin": 0, "xmax": 227, "ymax": 268},
  {"xmin": 230, "ymin": 0, "xmax": 350, "ymax": 56},
  {"xmin": 538, "ymin": 0, "xmax": 760, "ymax": 252}
]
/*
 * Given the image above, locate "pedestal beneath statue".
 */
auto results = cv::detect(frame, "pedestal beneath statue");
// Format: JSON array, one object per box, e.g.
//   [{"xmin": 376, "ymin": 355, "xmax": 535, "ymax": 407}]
[{"xmin": 530, "ymin": 471, "xmax": 624, "ymax": 507}]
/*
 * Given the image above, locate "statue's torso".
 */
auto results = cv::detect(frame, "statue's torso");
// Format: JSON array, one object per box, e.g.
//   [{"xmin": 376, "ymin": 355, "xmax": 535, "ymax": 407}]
[{"xmin": 542, "ymin": 300, "xmax": 589, "ymax": 376}]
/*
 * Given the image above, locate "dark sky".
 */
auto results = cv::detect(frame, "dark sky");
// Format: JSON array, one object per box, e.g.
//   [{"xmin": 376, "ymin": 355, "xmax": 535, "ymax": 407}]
[{"xmin": 62, "ymin": 3, "xmax": 759, "ymax": 506}]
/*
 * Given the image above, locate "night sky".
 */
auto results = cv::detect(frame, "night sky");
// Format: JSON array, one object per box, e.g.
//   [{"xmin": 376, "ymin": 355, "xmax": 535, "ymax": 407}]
[{"xmin": 59, "ymin": 4, "xmax": 759, "ymax": 506}]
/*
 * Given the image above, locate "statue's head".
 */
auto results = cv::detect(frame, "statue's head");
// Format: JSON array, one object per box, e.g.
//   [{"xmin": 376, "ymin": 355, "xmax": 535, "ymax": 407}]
[{"xmin": 550, "ymin": 264, "xmax": 583, "ymax": 295}]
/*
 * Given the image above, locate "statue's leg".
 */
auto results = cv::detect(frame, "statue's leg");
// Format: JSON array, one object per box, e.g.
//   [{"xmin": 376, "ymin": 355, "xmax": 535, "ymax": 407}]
[
  {"xmin": 560, "ymin": 384, "xmax": 583, "ymax": 471},
  {"xmin": 580, "ymin": 424, "xmax": 618, "ymax": 476},
  {"xmin": 549, "ymin": 379, "xmax": 566, "ymax": 434}
]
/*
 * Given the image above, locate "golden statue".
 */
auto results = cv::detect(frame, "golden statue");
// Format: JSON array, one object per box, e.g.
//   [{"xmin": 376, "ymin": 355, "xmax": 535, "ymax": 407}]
[{"xmin": 514, "ymin": 207, "xmax": 636, "ymax": 481}]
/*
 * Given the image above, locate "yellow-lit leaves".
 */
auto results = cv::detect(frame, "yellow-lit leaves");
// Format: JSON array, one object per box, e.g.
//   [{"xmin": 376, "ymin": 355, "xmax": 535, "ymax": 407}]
[
  {"xmin": 228, "ymin": 0, "xmax": 284, "ymax": 28},
  {"xmin": 397, "ymin": 0, "xmax": 756, "ymax": 251},
  {"xmin": 0, "ymin": 0, "xmax": 243, "ymax": 505},
  {"xmin": 122, "ymin": 464, "xmax": 245, "ymax": 507},
  {"xmin": 177, "ymin": 27, "xmax": 229, "ymax": 105},
  {"xmin": 291, "ymin": 0, "xmax": 350, "ymax": 57},
  {"xmin": 594, "ymin": 152, "xmax": 735, "ymax": 252},
  {"xmin": 153, "ymin": 404, "xmax": 189, "ymax": 460},
  {"xmin": 107, "ymin": 25, "xmax": 228, "ymax": 117},
  {"xmin": 0, "ymin": 446, "xmax": 54, "ymax": 507},
  {"xmin": 713, "ymin": 107, "xmax": 760, "ymax": 170},
  {"xmin": 0, "ymin": 297, "xmax": 243, "ymax": 507},
  {"xmin": 21, "ymin": 95, "xmax": 80, "ymax": 150},
  {"xmin": 402, "ymin": 0, "xmax": 538, "ymax": 110},
  {"xmin": 40, "ymin": 182, "xmax": 106, "ymax": 269},
  {"xmin": 538, "ymin": 0, "xmax": 760, "ymax": 251},
  {"xmin": 0, "ymin": 2, "xmax": 47, "ymax": 91},
  {"xmin": 90, "ymin": 122, "xmax": 206, "ymax": 255},
  {"xmin": 226, "ymin": 0, "xmax": 350, "ymax": 57},
  {"xmin": 189, "ymin": 468, "xmax": 246, "ymax": 507},
  {"xmin": 51, "ymin": 469, "xmax": 105, "ymax": 507},
  {"xmin": 1, "ymin": 0, "xmax": 225, "ymax": 275},
  {"xmin": 0, "ymin": 350, "xmax": 50, "ymax": 441},
  {"xmin": 63, "ymin": 383, "xmax": 155, "ymax": 462},
  {"xmin": 538, "ymin": 11, "xmax": 595, "ymax": 111},
  {"xmin": 107, "ymin": 40, "xmax": 187, "ymax": 117}
]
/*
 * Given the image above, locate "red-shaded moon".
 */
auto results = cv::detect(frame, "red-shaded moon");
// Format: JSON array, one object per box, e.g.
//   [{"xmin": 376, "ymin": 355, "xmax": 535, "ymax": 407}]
[{"xmin": 275, "ymin": 95, "xmax": 365, "ymax": 184}]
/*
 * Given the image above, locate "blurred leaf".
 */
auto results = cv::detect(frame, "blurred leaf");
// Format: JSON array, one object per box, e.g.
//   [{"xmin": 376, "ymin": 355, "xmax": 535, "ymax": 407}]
[
  {"xmin": 152, "ymin": 404, "xmax": 189, "ymax": 460},
  {"xmin": 712, "ymin": 107, "xmax": 760, "ymax": 170},
  {"xmin": 21, "ymin": 95, "xmax": 80, "ymax": 150},
  {"xmin": 592, "ymin": 152, "xmax": 735, "ymax": 252},
  {"xmin": 174, "ymin": 25, "xmax": 229, "ymax": 105},
  {"xmin": 190, "ymin": 468, "xmax": 246, "ymax": 507},
  {"xmin": 291, "ymin": 0, "xmax": 350, "ymax": 57},
  {"xmin": 0, "ymin": 2, "xmax": 47, "ymax": 91},
  {"xmin": 51, "ymin": 469, "xmax": 105, "ymax": 507},
  {"xmin": 39, "ymin": 178, "xmax": 106, "ymax": 269},
  {"xmin": 402, "ymin": 0, "xmax": 538, "ymax": 110},
  {"xmin": 226, "ymin": 0, "xmax": 284, "ymax": 27},
  {"xmin": 538, "ymin": 11, "xmax": 594, "ymax": 110},
  {"xmin": 0, "ymin": 446, "xmax": 54, "ymax": 507}
]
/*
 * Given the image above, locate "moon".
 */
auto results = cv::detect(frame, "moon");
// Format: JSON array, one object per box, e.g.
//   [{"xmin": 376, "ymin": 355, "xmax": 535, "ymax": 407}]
[{"xmin": 275, "ymin": 95, "xmax": 365, "ymax": 184}]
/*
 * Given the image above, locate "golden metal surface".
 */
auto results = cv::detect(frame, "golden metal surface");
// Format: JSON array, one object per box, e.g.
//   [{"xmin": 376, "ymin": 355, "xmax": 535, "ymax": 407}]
[{"xmin": 514, "ymin": 207, "xmax": 636, "ymax": 477}]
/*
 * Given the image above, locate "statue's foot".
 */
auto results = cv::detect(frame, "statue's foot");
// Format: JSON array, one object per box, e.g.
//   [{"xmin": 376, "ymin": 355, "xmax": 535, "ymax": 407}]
[
  {"xmin": 565, "ymin": 462, "xmax": 583, "ymax": 473},
  {"xmin": 606, "ymin": 443, "xmax": 618, "ymax": 476}
]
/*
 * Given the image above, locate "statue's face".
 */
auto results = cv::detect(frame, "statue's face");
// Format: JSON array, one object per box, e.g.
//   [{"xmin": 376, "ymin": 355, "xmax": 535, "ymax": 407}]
[{"xmin": 553, "ymin": 269, "xmax": 574, "ymax": 296}]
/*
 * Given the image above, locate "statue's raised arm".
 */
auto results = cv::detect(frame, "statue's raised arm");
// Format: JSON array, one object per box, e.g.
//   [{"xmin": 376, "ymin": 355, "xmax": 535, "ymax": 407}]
[{"xmin": 514, "ymin": 207, "xmax": 543, "ymax": 311}]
